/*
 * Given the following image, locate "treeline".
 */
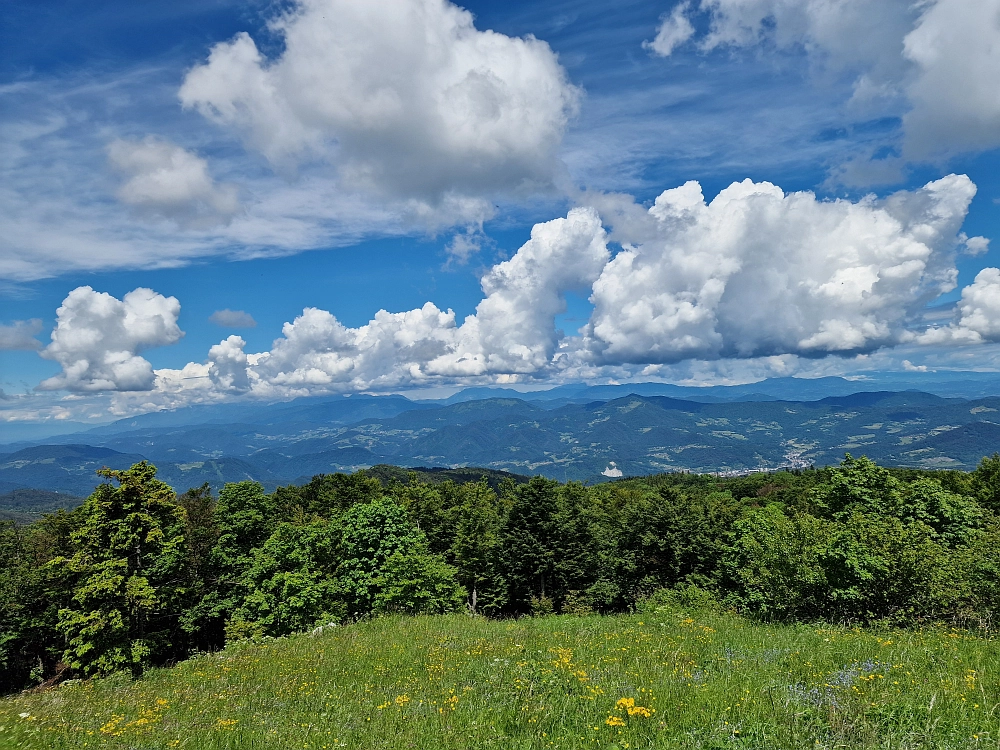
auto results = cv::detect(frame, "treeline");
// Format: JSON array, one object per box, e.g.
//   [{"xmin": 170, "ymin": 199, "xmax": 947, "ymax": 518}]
[{"xmin": 3, "ymin": 454, "xmax": 1000, "ymax": 693}]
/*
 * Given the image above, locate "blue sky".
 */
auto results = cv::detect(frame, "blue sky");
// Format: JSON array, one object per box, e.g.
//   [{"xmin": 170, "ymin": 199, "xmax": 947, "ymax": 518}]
[{"xmin": 3, "ymin": 0, "xmax": 1000, "ymax": 426}]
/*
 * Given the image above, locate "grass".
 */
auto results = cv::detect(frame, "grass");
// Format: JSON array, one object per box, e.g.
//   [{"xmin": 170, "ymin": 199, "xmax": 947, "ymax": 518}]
[{"xmin": 1, "ymin": 608, "xmax": 999, "ymax": 749}]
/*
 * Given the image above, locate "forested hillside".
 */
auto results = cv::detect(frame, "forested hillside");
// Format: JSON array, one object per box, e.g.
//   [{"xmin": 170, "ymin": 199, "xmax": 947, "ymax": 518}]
[{"xmin": 3, "ymin": 453, "xmax": 1000, "ymax": 695}]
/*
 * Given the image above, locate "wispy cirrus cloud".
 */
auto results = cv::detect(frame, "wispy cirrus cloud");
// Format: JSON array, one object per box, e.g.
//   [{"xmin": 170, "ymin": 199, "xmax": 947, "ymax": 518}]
[{"xmin": 655, "ymin": 0, "xmax": 1000, "ymax": 180}]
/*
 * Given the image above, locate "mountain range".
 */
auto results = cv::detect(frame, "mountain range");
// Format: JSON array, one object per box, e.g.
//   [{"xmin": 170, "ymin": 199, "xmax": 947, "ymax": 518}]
[{"xmin": 3, "ymin": 376, "xmax": 1000, "ymax": 500}]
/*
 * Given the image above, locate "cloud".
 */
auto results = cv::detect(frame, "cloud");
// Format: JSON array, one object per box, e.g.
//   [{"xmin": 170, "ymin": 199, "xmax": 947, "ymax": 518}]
[
  {"xmin": 698, "ymin": 0, "xmax": 916, "ymax": 86},
  {"xmin": 919, "ymin": 267, "xmax": 1000, "ymax": 345},
  {"xmin": 581, "ymin": 174, "xmax": 975, "ymax": 363},
  {"xmin": 244, "ymin": 206, "xmax": 608, "ymax": 394},
  {"xmin": 680, "ymin": 0, "xmax": 1000, "ymax": 167},
  {"xmin": 644, "ymin": 3, "xmax": 696, "ymax": 57},
  {"xmin": 209, "ymin": 309, "xmax": 257, "ymax": 328},
  {"xmin": 38, "ymin": 287, "xmax": 183, "ymax": 392},
  {"xmin": 178, "ymin": 0, "xmax": 580, "ymax": 223},
  {"xmin": 250, "ymin": 303, "xmax": 464, "ymax": 395},
  {"xmin": 960, "ymin": 234, "xmax": 990, "ymax": 256},
  {"xmin": 0, "ymin": 72, "xmax": 434, "ymax": 282},
  {"xmin": 901, "ymin": 0, "xmax": 1000, "ymax": 160},
  {"xmin": 0, "ymin": 318, "xmax": 43, "ymax": 350},
  {"xmin": 108, "ymin": 137, "xmax": 240, "ymax": 227},
  {"xmin": 208, "ymin": 335, "xmax": 251, "ymax": 392},
  {"xmin": 215, "ymin": 175, "xmax": 980, "ymax": 395},
  {"xmin": 30, "ymin": 175, "xmax": 991, "ymax": 406}
]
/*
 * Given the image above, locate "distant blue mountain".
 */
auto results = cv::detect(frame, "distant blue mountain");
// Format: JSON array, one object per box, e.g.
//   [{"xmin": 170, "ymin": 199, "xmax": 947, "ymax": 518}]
[
  {"xmin": 4, "ymin": 386, "xmax": 1000, "ymax": 496},
  {"xmin": 6, "ymin": 374, "xmax": 1000, "ymax": 451},
  {"xmin": 438, "ymin": 373, "xmax": 1000, "ymax": 405}
]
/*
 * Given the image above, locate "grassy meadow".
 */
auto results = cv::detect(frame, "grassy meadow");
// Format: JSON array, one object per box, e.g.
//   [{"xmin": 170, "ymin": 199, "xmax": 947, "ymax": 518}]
[{"xmin": 1, "ymin": 608, "xmax": 998, "ymax": 750}]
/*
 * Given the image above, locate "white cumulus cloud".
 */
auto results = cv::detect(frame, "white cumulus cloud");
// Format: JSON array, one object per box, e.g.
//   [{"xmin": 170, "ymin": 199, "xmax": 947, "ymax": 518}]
[
  {"xmin": 178, "ymin": 0, "xmax": 580, "ymax": 224},
  {"xmin": 108, "ymin": 137, "xmax": 240, "ymax": 227},
  {"xmin": 698, "ymin": 0, "xmax": 915, "ymax": 83},
  {"xmin": 581, "ymin": 174, "xmax": 975, "ymax": 363},
  {"xmin": 919, "ymin": 268, "xmax": 1000, "ymax": 345},
  {"xmin": 251, "ymin": 303, "xmax": 463, "ymax": 395},
  {"xmin": 38, "ymin": 287, "xmax": 184, "ymax": 392},
  {"xmin": 246, "ymin": 207, "xmax": 608, "ymax": 394},
  {"xmin": 208, "ymin": 335, "xmax": 251, "ymax": 392},
  {"xmin": 460, "ymin": 206, "xmax": 609, "ymax": 373},
  {"xmin": 902, "ymin": 0, "xmax": 1000, "ymax": 160},
  {"xmin": 30, "ymin": 176, "xmax": 994, "ymax": 407}
]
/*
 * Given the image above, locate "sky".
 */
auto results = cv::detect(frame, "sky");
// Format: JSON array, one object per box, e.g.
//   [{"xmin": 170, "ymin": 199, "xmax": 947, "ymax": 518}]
[{"xmin": 3, "ymin": 0, "xmax": 1000, "ymax": 428}]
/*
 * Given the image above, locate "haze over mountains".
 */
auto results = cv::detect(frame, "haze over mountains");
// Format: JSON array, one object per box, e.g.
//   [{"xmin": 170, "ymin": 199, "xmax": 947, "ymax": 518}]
[{"xmin": 3, "ymin": 374, "xmax": 1000, "ymax": 503}]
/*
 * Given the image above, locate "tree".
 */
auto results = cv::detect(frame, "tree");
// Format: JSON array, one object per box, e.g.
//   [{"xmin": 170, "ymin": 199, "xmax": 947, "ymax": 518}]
[
  {"xmin": 899, "ymin": 478, "xmax": 982, "ymax": 546},
  {"xmin": 52, "ymin": 462, "xmax": 186, "ymax": 679},
  {"xmin": 401, "ymin": 481, "xmax": 458, "ymax": 557},
  {"xmin": 818, "ymin": 457, "xmax": 981, "ymax": 545},
  {"xmin": 5, "ymin": 510, "xmax": 81, "ymax": 690},
  {"xmin": 821, "ymin": 512, "xmax": 946, "ymax": 622},
  {"xmin": 551, "ymin": 482, "xmax": 599, "ymax": 610},
  {"xmin": 334, "ymin": 497, "xmax": 425, "ymax": 618},
  {"xmin": 450, "ymin": 481, "xmax": 504, "ymax": 614},
  {"xmin": 0, "ymin": 522, "xmax": 28, "ymax": 690},
  {"xmin": 193, "ymin": 481, "xmax": 277, "ymax": 644},
  {"xmin": 722, "ymin": 505, "xmax": 831, "ymax": 620},
  {"xmin": 971, "ymin": 453, "xmax": 1000, "ymax": 514},
  {"xmin": 229, "ymin": 521, "xmax": 342, "ymax": 639},
  {"xmin": 175, "ymin": 484, "xmax": 221, "ymax": 650},
  {"xmin": 814, "ymin": 455, "xmax": 903, "ymax": 519},
  {"xmin": 296, "ymin": 471, "xmax": 384, "ymax": 517},
  {"xmin": 500, "ymin": 477, "xmax": 561, "ymax": 612},
  {"xmin": 213, "ymin": 481, "xmax": 276, "ymax": 569},
  {"xmin": 177, "ymin": 483, "xmax": 218, "ymax": 583},
  {"xmin": 374, "ymin": 546, "xmax": 465, "ymax": 616}
]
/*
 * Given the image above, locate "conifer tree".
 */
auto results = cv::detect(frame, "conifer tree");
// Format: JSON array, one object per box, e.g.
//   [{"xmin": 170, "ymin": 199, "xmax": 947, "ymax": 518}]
[
  {"xmin": 450, "ymin": 481, "xmax": 504, "ymax": 614},
  {"xmin": 52, "ymin": 462, "xmax": 186, "ymax": 679},
  {"xmin": 500, "ymin": 476, "xmax": 560, "ymax": 611}
]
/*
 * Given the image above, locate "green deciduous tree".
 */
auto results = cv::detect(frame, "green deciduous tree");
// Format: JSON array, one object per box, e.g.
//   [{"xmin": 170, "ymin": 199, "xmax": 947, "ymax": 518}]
[
  {"xmin": 190, "ymin": 481, "xmax": 276, "ymax": 645},
  {"xmin": 971, "ymin": 452, "xmax": 1000, "ymax": 513},
  {"xmin": 228, "ymin": 521, "xmax": 342, "ymax": 639},
  {"xmin": 334, "ymin": 496, "xmax": 425, "ymax": 618},
  {"xmin": 295, "ymin": 471, "xmax": 384, "ymax": 517},
  {"xmin": 814, "ymin": 455, "xmax": 903, "ymax": 519},
  {"xmin": 374, "ymin": 546, "xmax": 465, "ymax": 616},
  {"xmin": 723, "ymin": 505, "xmax": 831, "ymax": 620},
  {"xmin": 821, "ymin": 512, "xmax": 947, "ymax": 622},
  {"xmin": 899, "ymin": 478, "xmax": 982, "ymax": 546}
]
